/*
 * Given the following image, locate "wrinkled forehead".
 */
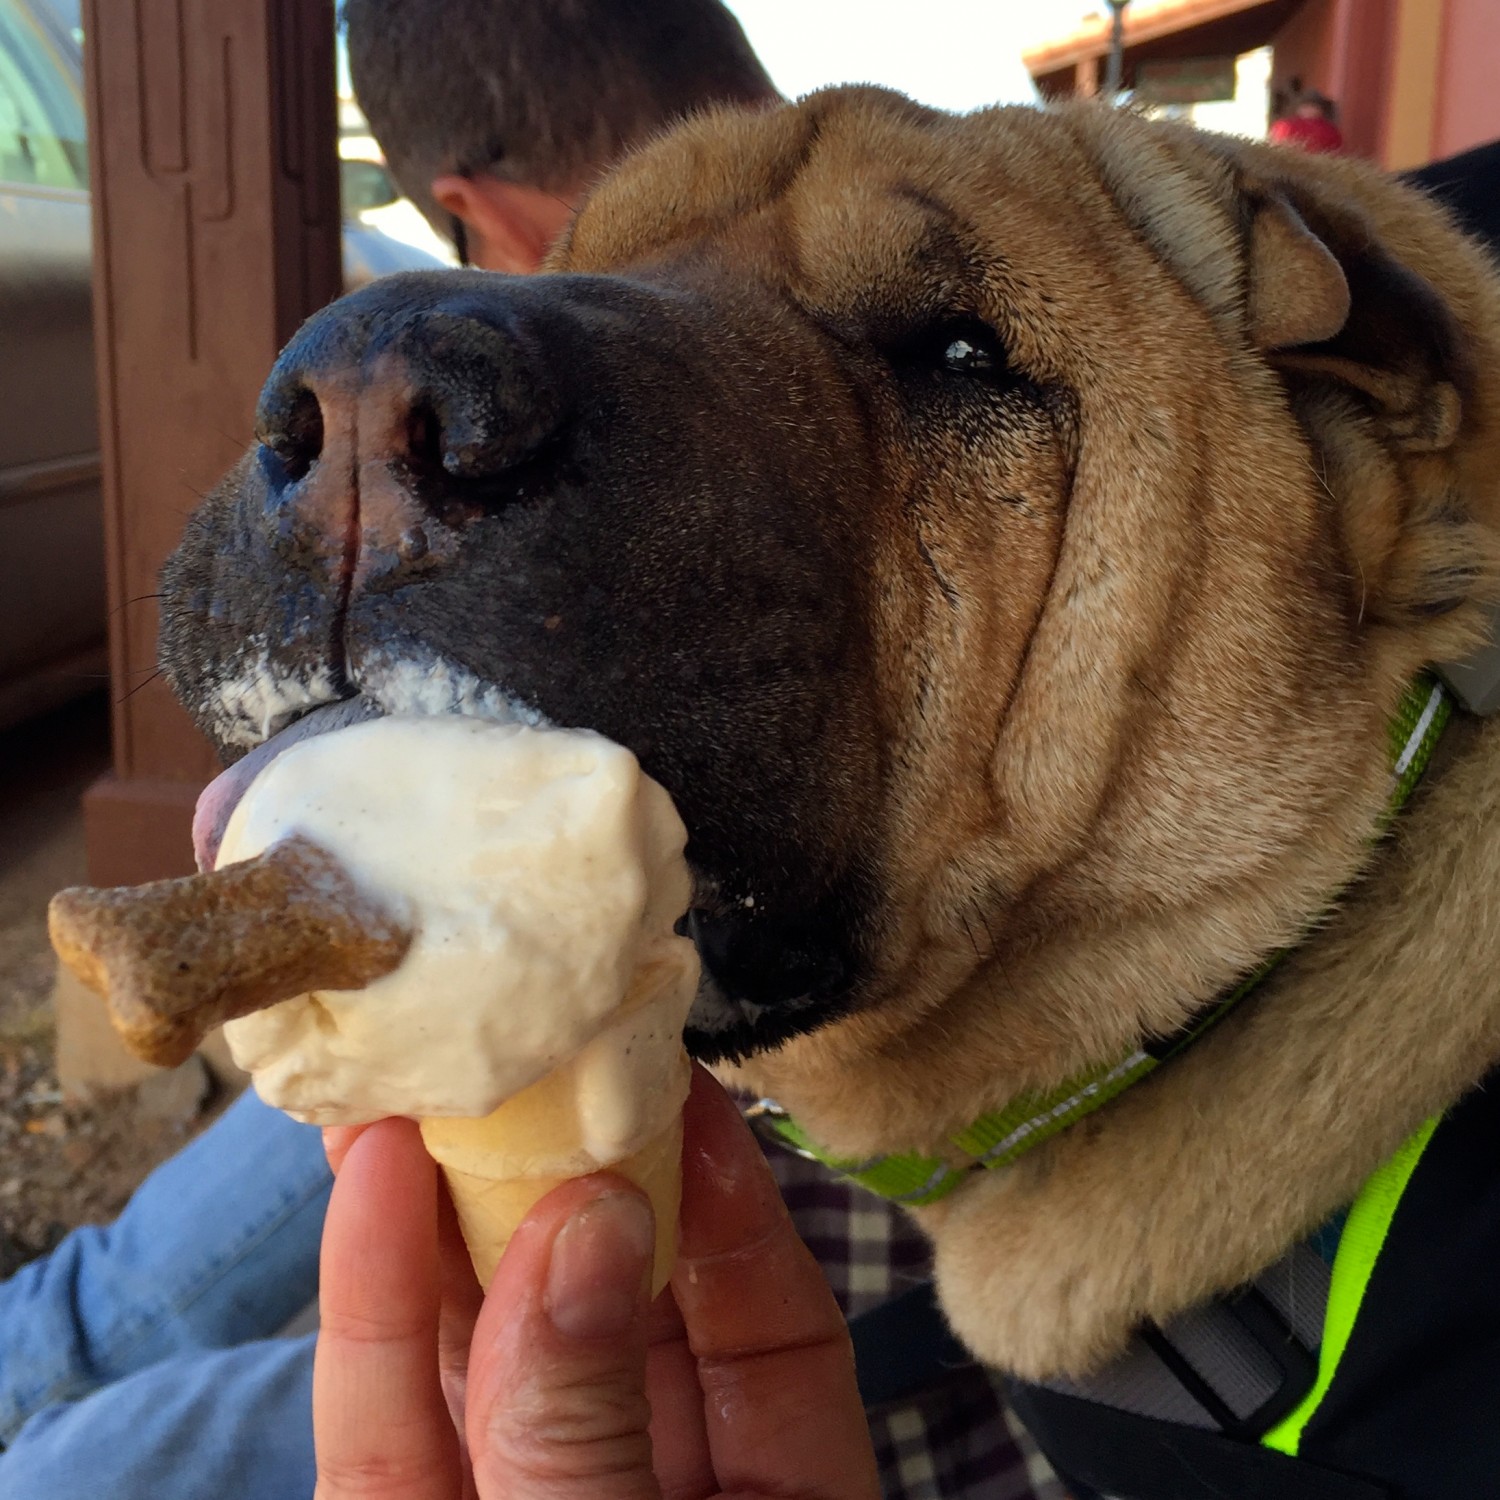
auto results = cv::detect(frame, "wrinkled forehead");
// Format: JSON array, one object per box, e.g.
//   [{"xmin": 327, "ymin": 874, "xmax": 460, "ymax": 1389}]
[{"xmin": 556, "ymin": 88, "xmax": 1113, "ymax": 332}]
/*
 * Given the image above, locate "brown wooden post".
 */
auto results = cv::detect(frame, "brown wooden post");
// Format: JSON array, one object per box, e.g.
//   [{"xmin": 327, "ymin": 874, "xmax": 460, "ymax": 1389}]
[
  {"xmin": 58, "ymin": 0, "xmax": 339, "ymax": 1088},
  {"xmin": 80, "ymin": 0, "xmax": 340, "ymax": 889}
]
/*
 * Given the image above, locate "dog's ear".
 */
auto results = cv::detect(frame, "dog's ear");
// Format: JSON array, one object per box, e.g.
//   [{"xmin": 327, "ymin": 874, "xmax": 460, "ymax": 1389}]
[
  {"xmin": 1245, "ymin": 182, "xmax": 1471, "ymax": 452},
  {"xmin": 1243, "ymin": 191, "xmax": 1349, "ymax": 349}
]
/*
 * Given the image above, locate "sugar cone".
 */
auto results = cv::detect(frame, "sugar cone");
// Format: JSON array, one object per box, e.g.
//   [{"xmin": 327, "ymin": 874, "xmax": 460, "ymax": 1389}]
[
  {"xmin": 421, "ymin": 1110, "xmax": 683, "ymax": 1293},
  {"xmin": 417, "ymin": 1044, "xmax": 687, "ymax": 1302}
]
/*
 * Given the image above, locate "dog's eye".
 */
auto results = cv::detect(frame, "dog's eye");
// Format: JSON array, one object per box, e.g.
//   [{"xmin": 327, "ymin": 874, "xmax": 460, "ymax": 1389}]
[
  {"xmin": 942, "ymin": 331, "xmax": 998, "ymax": 375},
  {"xmin": 894, "ymin": 317, "xmax": 1014, "ymax": 383}
]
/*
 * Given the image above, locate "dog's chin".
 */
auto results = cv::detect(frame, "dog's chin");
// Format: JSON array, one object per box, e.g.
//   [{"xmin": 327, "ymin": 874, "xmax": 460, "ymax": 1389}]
[
  {"xmin": 680, "ymin": 900, "xmax": 859, "ymax": 1062},
  {"xmin": 683, "ymin": 975, "xmax": 844, "ymax": 1065}
]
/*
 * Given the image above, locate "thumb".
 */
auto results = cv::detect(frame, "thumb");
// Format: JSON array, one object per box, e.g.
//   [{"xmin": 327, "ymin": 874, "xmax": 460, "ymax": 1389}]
[{"xmin": 466, "ymin": 1178, "xmax": 661, "ymax": 1500}]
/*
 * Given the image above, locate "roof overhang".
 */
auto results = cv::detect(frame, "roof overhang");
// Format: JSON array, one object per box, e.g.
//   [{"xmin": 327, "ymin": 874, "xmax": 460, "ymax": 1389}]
[{"xmin": 1024, "ymin": 0, "xmax": 1303, "ymax": 95}]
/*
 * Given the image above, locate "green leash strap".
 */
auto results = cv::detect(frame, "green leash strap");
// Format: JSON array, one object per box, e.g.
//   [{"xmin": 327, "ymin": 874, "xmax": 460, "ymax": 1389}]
[{"xmin": 760, "ymin": 674, "xmax": 1453, "ymax": 1207}]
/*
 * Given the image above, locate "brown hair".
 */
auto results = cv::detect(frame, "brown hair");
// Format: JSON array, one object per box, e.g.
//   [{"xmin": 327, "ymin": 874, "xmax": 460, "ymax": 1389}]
[{"xmin": 344, "ymin": 0, "xmax": 777, "ymax": 234}]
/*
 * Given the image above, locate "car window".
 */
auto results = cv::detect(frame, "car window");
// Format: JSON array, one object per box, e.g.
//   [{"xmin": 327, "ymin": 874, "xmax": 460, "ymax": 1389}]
[
  {"xmin": 0, "ymin": 0, "xmax": 88, "ymax": 189},
  {"xmin": 35, "ymin": 0, "xmax": 80, "ymax": 36},
  {"xmin": 340, "ymin": 157, "xmax": 399, "ymax": 216}
]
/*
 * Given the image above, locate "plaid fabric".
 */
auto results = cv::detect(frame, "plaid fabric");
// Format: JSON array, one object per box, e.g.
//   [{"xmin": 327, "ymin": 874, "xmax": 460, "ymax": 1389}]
[{"xmin": 762, "ymin": 1139, "xmax": 1071, "ymax": 1500}]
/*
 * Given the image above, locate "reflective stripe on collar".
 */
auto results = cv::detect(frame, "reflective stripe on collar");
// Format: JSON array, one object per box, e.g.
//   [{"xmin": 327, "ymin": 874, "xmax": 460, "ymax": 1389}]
[{"xmin": 757, "ymin": 674, "xmax": 1454, "ymax": 1206}]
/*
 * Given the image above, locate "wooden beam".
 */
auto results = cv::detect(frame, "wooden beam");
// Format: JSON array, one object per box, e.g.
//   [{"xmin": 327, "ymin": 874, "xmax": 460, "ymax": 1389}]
[
  {"xmin": 1025, "ymin": 0, "xmax": 1292, "ymax": 75},
  {"xmin": 1383, "ymin": 0, "xmax": 1445, "ymax": 170},
  {"xmin": 81, "ymin": 0, "xmax": 340, "ymax": 886}
]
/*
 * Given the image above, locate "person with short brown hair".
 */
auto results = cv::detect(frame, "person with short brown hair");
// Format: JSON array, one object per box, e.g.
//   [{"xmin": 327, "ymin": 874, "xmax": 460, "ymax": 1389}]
[{"xmin": 344, "ymin": 0, "xmax": 778, "ymax": 271}]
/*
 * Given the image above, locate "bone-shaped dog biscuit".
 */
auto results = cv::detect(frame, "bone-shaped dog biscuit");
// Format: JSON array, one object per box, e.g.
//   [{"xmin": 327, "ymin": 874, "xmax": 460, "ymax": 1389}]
[{"xmin": 48, "ymin": 836, "xmax": 413, "ymax": 1069}]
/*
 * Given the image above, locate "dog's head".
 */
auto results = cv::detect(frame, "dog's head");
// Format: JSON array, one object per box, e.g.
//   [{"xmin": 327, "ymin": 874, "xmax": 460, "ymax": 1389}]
[{"xmin": 161, "ymin": 89, "xmax": 1500, "ymax": 1130}]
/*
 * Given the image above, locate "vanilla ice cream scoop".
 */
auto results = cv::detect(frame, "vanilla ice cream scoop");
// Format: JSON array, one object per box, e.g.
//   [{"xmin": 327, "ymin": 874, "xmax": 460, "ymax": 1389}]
[{"xmin": 217, "ymin": 715, "xmax": 698, "ymax": 1135}]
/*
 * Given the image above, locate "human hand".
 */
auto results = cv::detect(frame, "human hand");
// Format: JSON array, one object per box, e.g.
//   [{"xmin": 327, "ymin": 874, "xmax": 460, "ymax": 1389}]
[{"xmin": 313, "ymin": 1066, "xmax": 881, "ymax": 1498}]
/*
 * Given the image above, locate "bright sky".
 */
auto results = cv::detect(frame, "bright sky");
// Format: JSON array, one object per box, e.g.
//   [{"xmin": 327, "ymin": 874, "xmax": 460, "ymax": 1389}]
[
  {"xmin": 724, "ymin": 0, "xmax": 1101, "ymax": 111},
  {"xmin": 337, "ymin": 1, "xmax": 1104, "ymax": 115}
]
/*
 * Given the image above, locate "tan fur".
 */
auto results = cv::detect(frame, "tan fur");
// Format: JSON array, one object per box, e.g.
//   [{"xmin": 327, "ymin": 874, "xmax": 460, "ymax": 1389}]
[
  {"xmin": 929, "ymin": 710, "xmax": 1500, "ymax": 1377},
  {"xmin": 557, "ymin": 91, "xmax": 1500, "ymax": 1378}
]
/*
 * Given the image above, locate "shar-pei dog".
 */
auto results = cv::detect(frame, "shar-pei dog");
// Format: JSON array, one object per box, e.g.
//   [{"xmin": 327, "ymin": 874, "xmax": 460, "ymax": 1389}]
[{"xmin": 159, "ymin": 89, "xmax": 1500, "ymax": 1495}]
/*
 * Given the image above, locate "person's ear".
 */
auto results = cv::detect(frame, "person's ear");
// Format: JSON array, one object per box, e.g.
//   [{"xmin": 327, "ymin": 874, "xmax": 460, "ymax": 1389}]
[{"xmin": 431, "ymin": 173, "xmax": 577, "ymax": 274}]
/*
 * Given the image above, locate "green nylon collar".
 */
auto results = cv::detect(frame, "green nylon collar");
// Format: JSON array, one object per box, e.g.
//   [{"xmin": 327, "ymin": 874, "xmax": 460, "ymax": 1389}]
[{"xmin": 755, "ymin": 673, "xmax": 1454, "ymax": 1206}]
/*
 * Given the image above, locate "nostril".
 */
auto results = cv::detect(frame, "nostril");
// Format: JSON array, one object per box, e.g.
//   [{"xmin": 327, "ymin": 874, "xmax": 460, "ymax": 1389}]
[
  {"xmin": 400, "ymin": 398, "xmax": 546, "ymax": 487},
  {"xmin": 403, "ymin": 400, "xmax": 511, "ymax": 483},
  {"xmin": 404, "ymin": 403, "xmax": 444, "ymax": 475},
  {"xmin": 257, "ymin": 386, "xmax": 324, "ymax": 482}
]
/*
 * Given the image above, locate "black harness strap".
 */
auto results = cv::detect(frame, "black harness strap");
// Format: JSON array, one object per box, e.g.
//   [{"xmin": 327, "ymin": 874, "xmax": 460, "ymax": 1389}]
[
  {"xmin": 848, "ymin": 1280, "xmax": 975, "ymax": 1411},
  {"xmin": 1006, "ymin": 1385, "xmax": 1393, "ymax": 1500}
]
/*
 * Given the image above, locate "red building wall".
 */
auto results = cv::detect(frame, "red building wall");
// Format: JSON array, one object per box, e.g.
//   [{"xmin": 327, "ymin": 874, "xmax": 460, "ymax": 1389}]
[
  {"xmin": 1271, "ymin": 0, "xmax": 1397, "ymax": 161},
  {"xmin": 1433, "ymin": 0, "xmax": 1500, "ymax": 157}
]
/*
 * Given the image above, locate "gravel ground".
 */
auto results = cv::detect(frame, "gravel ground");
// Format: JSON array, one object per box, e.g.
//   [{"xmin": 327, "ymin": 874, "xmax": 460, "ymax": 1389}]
[{"xmin": 0, "ymin": 1044, "xmax": 222, "ymax": 1278}]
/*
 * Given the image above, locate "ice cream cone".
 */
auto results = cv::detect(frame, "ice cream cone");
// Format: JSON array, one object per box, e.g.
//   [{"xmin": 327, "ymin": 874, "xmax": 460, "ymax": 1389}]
[
  {"xmin": 419, "ymin": 1027, "xmax": 690, "ymax": 1293},
  {"xmin": 421, "ymin": 1108, "xmax": 683, "ymax": 1293}
]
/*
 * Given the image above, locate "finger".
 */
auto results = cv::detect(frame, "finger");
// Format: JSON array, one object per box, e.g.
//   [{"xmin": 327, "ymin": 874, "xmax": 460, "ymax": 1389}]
[
  {"xmin": 466, "ymin": 1176, "xmax": 660, "ymax": 1500},
  {"xmin": 645, "ymin": 1289, "xmax": 714, "ymax": 1500},
  {"xmin": 323, "ymin": 1123, "xmax": 370, "ymax": 1175},
  {"xmin": 436, "ymin": 1180, "xmax": 484, "ymax": 1460},
  {"xmin": 313, "ymin": 1118, "xmax": 463, "ymax": 1500},
  {"xmin": 673, "ymin": 1068, "xmax": 880, "ymax": 1500}
]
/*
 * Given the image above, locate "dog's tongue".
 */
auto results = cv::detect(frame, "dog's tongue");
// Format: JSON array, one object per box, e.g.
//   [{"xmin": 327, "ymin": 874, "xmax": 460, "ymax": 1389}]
[{"xmin": 193, "ymin": 698, "xmax": 384, "ymax": 871}]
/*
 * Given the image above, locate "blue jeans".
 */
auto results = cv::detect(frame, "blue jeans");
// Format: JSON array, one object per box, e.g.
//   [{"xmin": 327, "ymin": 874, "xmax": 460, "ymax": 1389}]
[{"xmin": 0, "ymin": 1089, "xmax": 329, "ymax": 1499}]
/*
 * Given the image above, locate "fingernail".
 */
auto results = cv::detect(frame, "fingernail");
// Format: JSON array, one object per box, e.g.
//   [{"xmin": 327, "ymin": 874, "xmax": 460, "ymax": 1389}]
[{"xmin": 544, "ymin": 1190, "xmax": 654, "ymax": 1340}]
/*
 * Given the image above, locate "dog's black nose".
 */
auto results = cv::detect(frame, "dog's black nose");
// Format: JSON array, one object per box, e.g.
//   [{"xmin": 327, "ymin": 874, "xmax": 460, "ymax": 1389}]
[{"xmin": 252, "ymin": 274, "xmax": 568, "ymax": 588}]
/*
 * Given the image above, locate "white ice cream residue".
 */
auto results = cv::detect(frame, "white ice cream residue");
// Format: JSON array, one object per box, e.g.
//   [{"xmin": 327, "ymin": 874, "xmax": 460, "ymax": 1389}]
[
  {"xmin": 357, "ymin": 649, "xmax": 544, "ymax": 726},
  {"xmin": 210, "ymin": 642, "xmax": 342, "ymax": 750}
]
